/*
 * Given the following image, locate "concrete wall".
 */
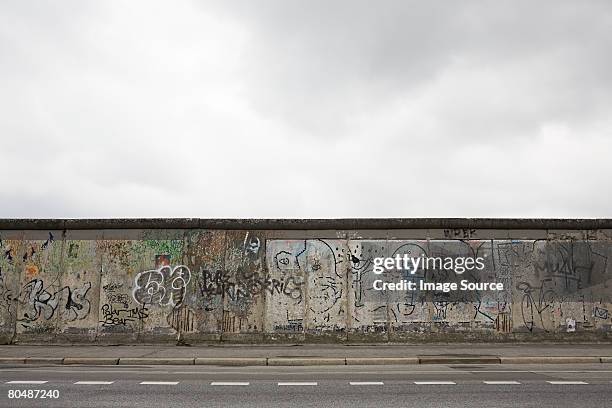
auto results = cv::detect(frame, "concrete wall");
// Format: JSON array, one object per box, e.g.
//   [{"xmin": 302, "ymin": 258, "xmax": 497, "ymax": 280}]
[{"xmin": 1, "ymin": 219, "xmax": 612, "ymax": 343}]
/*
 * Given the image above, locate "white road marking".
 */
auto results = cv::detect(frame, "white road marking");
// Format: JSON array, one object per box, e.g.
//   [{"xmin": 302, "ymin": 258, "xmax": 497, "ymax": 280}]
[
  {"xmin": 6, "ymin": 381, "xmax": 48, "ymax": 384},
  {"xmin": 74, "ymin": 381, "xmax": 114, "ymax": 385},
  {"xmin": 211, "ymin": 382, "xmax": 250, "ymax": 386},
  {"xmin": 278, "ymin": 382, "xmax": 318, "ymax": 386},
  {"xmin": 139, "ymin": 381, "xmax": 178, "ymax": 385},
  {"xmin": 349, "ymin": 381, "xmax": 384, "ymax": 385},
  {"xmin": 484, "ymin": 381, "xmax": 521, "ymax": 385},
  {"xmin": 414, "ymin": 381, "xmax": 456, "ymax": 385},
  {"xmin": 547, "ymin": 381, "xmax": 588, "ymax": 385}
]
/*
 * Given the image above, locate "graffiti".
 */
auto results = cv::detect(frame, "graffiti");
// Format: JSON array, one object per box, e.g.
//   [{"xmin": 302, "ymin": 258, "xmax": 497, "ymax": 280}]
[
  {"xmin": 17, "ymin": 280, "xmax": 56, "ymax": 323},
  {"xmin": 222, "ymin": 310, "xmax": 249, "ymax": 333},
  {"xmin": 0, "ymin": 268, "xmax": 15, "ymax": 317},
  {"xmin": 103, "ymin": 282, "xmax": 123, "ymax": 292},
  {"xmin": 433, "ymin": 301, "xmax": 449, "ymax": 321},
  {"xmin": 60, "ymin": 282, "xmax": 92, "ymax": 321},
  {"xmin": 535, "ymin": 242, "xmax": 608, "ymax": 289},
  {"xmin": 67, "ymin": 242, "xmax": 79, "ymax": 258},
  {"xmin": 244, "ymin": 234, "xmax": 261, "ymax": 256},
  {"xmin": 390, "ymin": 302, "xmax": 416, "ymax": 322},
  {"xmin": 495, "ymin": 312, "xmax": 512, "ymax": 333},
  {"xmin": 473, "ymin": 300, "xmax": 495, "ymax": 321},
  {"xmin": 273, "ymin": 319, "xmax": 303, "ymax": 332},
  {"xmin": 3, "ymin": 248, "xmax": 13, "ymax": 263},
  {"xmin": 41, "ymin": 232, "xmax": 54, "ymax": 250},
  {"xmin": 155, "ymin": 254, "xmax": 171, "ymax": 267},
  {"xmin": 497, "ymin": 241, "xmax": 536, "ymax": 269},
  {"xmin": 199, "ymin": 268, "xmax": 303, "ymax": 302},
  {"xmin": 594, "ymin": 306, "xmax": 609, "ymax": 320},
  {"xmin": 310, "ymin": 275, "xmax": 342, "ymax": 314},
  {"xmin": 346, "ymin": 245, "xmax": 375, "ymax": 310},
  {"xmin": 132, "ymin": 265, "xmax": 191, "ymax": 308},
  {"xmin": 444, "ymin": 229, "xmax": 476, "ymax": 239},
  {"xmin": 106, "ymin": 293, "xmax": 129, "ymax": 308},
  {"xmin": 99, "ymin": 303, "xmax": 148, "ymax": 327},
  {"xmin": 22, "ymin": 246, "xmax": 36, "ymax": 262},
  {"xmin": 517, "ymin": 280, "xmax": 557, "ymax": 332},
  {"xmin": 18, "ymin": 280, "xmax": 91, "ymax": 325},
  {"xmin": 24, "ymin": 264, "xmax": 38, "ymax": 280},
  {"xmin": 4, "ymin": 234, "xmax": 612, "ymax": 341},
  {"xmin": 274, "ymin": 251, "xmax": 292, "ymax": 267},
  {"xmin": 167, "ymin": 305, "xmax": 194, "ymax": 332},
  {"xmin": 142, "ymin": 239, "xmax": 184, "ymax": 265},
  {"xmin": 566, "ymin": 318, "xmax": 576, "ymax": 332},
  {"xmin": 274, "ymin": 311, "xmax": 304, "ymax": 332},
  {"xmin": 103, "ymin": 282, "xmax": 128, "ymax": 307},
  {"xmin": 273, "ymin": 239, "xmax": 343, "ymax": 315}
]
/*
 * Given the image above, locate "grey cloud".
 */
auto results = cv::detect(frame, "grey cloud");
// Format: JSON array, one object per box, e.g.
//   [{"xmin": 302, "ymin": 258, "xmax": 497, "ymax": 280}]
[{"xmin": 207, "ymin": 1, "xmax": 612, "ymax": 140}]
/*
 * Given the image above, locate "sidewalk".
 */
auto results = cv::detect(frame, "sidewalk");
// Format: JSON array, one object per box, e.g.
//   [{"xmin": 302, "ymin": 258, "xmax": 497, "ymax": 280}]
[{"xmin": 2, "ymin": 344, "xmax": 612, "ymax": 366}]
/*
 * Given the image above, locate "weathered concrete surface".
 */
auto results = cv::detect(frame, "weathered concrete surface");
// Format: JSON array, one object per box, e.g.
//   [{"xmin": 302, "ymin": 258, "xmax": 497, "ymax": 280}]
[
  {"xmin": 25, "ymin": 357, "xmax": 64, "ymax": 364},
  {"xmin": 63, "ymin": 357, "xmax": 119, "ymax": 365},
  {"xmin": 118, "ymin": 358, "xmax": 194, "ymax": 365},
  {"xmin": 419, "ymin": 356, "xmax": 500, "ymax": 364},
  {"xmin": 1, "ymin": 219, "xmax": 612, "ymax": 344},
  {"xmin": 195, "ymin": 358, "xmax": 267, "ymax": 366},
  {"xmin": 346, "ymin": 357, "xmax": 419, "ymax": 365}
]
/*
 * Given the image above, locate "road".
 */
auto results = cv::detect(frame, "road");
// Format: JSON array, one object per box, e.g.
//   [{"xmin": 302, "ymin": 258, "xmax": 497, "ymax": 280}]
[{"xmin": 1, "ymin": 363, "xmax": 611, "ymax": 407}]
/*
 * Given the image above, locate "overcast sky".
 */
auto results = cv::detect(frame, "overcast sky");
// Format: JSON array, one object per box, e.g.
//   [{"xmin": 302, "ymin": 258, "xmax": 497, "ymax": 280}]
[{"xmin": 1, "ymin": 1, "xmax": 611, "ymax": 219}]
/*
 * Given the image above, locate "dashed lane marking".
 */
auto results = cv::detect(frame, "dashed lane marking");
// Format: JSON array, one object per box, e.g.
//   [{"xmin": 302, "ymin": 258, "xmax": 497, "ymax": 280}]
[
  {"xmin": 139, "ymin": 381, "xmax": 178, "ymax": 385},
  {"xmin": 547, "ymin": 381, "xmax": 588, "ymax": 385},
  {"xmin": 2, "ymin": 379, "xmax": 604, "ymax": 386},
  {"xmin": 6, "ymin": 381, "xmax": 48, "ymax": 384},
  {"xmin": 414, "ymin": 381, "xmax": 456, "ymax": 385},
  {"xmin": 483, "ymin": 381, "xmax": 521, "ymax": 385},
  {"xmin": 349, "ymin": 382, "xmax": 384, "ymax": 385},
  {"xmin": 211, "ymin": 382, "xmax": 250, "ymax": 386},
  {"xmin": 278, "ymin": 382, "xmax": 318, "ymax": 386},
  {"xmin": 74, "ymin": 381, "xmax": 114, "ymax": 385}
]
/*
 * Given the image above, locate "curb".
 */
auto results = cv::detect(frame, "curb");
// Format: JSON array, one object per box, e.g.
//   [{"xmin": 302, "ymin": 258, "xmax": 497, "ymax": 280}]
[
  {"xmin": 419, "ymin": 356, "xmax": 500, "ymax": 364},
  {"xmin": 346, "ymin": 358, "xmax": 419, "ymax": 365},
  {"xmin": 63, "ymin": 358, "xmax": 119, "ymax": 365},
  {"xmin": 268, "ymin": 358, "xmax": 346, "ymax": 366},
  {"xmin": 1, "ymin": 356, "xmax": 612, "ymax": 366},
  {"xmin": 499, "ymin": 356, "xmax": 602, "ymax": 364},
  {"xmin": 118, "ymin": 358, "xmax": 195, "ymax": 365},
  {"xmin": 0, "ymin": 358, "xmax": 25, "ymax": 364},
  {"xmin": 25, "ymin": 358, "xmax": 64, "ymax": 364},
  {"xmin": 195, "ymin": 358, "xmax": 267, "ymax": 366}
]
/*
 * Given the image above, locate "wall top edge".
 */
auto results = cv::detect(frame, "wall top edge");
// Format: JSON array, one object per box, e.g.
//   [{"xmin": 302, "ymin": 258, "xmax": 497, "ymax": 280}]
[{"xmin": 0, "ymin": 218, "xmax": 610, "ymax": 230}]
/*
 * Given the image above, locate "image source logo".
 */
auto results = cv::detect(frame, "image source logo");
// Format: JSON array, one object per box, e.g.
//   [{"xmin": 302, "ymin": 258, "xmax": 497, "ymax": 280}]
[{"xmin": 372, "ymin": 254, "xmax": 486, "ymax": 275}]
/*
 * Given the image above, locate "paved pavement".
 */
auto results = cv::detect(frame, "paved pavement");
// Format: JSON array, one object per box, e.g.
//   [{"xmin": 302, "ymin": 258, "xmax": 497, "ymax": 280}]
[
  {"xmin": 1, "ymin": 363, "xmax": 612, "ymax": 407},
  {"xmin": 2, "ymin": 343, "xmax": 612, "ymax": 358}
]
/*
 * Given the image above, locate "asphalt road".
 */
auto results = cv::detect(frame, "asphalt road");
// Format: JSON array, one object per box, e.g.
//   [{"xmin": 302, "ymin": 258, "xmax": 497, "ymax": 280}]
[{"xmin": 1, "ymin": 363, "xmax": 612, "ymax": 407}]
